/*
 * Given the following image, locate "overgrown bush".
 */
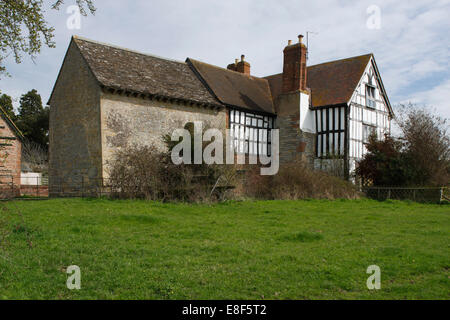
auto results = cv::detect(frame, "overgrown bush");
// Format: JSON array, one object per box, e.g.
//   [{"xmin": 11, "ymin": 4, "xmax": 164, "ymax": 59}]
[
  {"xmin": 243, "ymin": 161, "xmax": 360, "ymax": 200},
  {"xmin": 356, "ymin": 133, "xmax": 412, "ymax": 187},
  {"xmin": 107, "ymin": 145, "xmax": 238, "ymax": 202},
  {"xmin": 108, "ymin": 145, "xmax": 189, "ymax": 201}
]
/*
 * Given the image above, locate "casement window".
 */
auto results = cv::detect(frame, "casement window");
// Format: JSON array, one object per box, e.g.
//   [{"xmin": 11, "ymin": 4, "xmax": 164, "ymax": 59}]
[
  {"xmin": 366, "ymin": 84, "xmax": 376, "ymax": 109},
  {"xmin": 362, "ymin": 124, "xmax": 376, "ymax": 143},
  {"xmin": 229, "ymin": 109, "xmax": 274, "ymax": 156}
]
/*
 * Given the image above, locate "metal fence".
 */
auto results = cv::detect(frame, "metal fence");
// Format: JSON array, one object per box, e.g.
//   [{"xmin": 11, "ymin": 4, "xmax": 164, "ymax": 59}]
[
  {"xmin": 363, "ymin": 187, "xmax": 448, "ymax": 203},
  {"xmin": 1, "ymin": 175, "xmax": 232, "ymax": 200},
  {"xmin": 0, "ymin": 175, "xmax": 20, "ymax": 199},
  {"xmin": 0, "ymin": 175, "xmax": 49, "ymax": 199},
  {"xmin": 46, "ymin": 176, "xmax": 107, "ymax": 198},
  {"xmin": 1, "ymin": 173, "xmax": 448, "ymax": 203}
]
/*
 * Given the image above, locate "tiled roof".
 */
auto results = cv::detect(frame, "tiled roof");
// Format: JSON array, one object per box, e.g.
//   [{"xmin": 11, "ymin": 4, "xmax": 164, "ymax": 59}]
[
  {"xmin": 265, "ymin": 54, "xmax": 373, "ymax": 108},
  {"xmin": 187, "ymin": 59, "xmax": 275, "ymax": 114},
  {"xmin": 73, "ymin": 37, "xmax": 221, "ymax": 107},
  {"xmin": 0, "ymin": 106, "xmax": 24, "ymax": 141},
  {"xmin": 62, "ymin": 37, "xmax": 378, "ymax": 114}
]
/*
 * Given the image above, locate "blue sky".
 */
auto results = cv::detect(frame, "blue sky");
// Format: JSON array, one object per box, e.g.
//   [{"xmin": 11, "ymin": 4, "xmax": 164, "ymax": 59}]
[{"xmin": 1, "ymin": 0, "xmax": 449, "ymax": 119}]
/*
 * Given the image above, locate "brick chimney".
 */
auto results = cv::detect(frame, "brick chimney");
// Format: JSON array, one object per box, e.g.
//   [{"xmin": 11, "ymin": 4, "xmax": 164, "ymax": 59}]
[
  {"xmin": 228, "ymin": 55, "xmax": 250, "ymax": 75},
  {"xmin": 236, "ymin": 55, "xmax": 250, "ymax": 75},
  {"xmin": 282, "ymin": 35, "xmax": 307, "ymax": 93},
  {"xmin": 227, "ymin": 58, "xmax": 239, "ymax": 72}
]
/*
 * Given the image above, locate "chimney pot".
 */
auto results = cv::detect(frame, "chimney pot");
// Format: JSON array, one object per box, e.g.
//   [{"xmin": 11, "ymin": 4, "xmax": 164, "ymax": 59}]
[
  {"xmin": 235, "ymin": 58, "xmax": 239, "ymax": 64},
  {"xmin": 288, "ymin": 40, "xmax": 292, "ymax": 45},
  {"xmin": 241, "ymin": 54, "xmax": 245, "ymax": 62},
  {"xmin": 298, "ymin": 34, "xmax": 304, "ymax": 43}
]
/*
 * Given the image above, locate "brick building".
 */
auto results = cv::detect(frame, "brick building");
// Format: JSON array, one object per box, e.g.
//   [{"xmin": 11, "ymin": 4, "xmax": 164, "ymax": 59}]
[
  {"xmin": 48, "ymin": 35, "xmax": 393, "ymax": 194},
  {"xmin": 0, "ymin": 106, "xmax": 23, "ymax": 196}
]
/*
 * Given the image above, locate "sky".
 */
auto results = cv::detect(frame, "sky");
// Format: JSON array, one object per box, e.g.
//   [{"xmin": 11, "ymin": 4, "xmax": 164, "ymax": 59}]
[{"xmin": 1, "ymin": 0, "xmax": 449, "ymax": 119}]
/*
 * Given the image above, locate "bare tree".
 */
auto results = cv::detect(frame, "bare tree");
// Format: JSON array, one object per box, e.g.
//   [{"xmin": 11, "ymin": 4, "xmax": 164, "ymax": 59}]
[
  {"xmin": 395, "ymin": 103, "xmax": 449, "ymax": 186},
  {"xmin": 22, "ymin": 139, "xmax": 48, "ymax": 173}
]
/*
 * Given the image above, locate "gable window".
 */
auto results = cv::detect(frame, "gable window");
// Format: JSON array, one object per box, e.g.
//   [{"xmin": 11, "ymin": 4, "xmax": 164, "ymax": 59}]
[
  {"xmin": 229, "ymin": 109, "xmax": 274, "ymax": 156},
  {"xmin": 366, "ymin": 84, "xmax": 376, "ymax": 109}
]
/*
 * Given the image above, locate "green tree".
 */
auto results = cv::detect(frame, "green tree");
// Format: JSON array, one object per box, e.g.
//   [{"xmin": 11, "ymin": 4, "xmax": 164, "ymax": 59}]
[
  {"xmin": 0, "ymin": 92, "xmax": 16, "ymax": 120},
  {"xmin": 0, "ymin": 0, "xmax": 95, "ymax": 77},
  {"xmin": 17, "ymin": 89, "xmax": 49, "ymax": 148},
  {"xmin": 356, "ymin": 133, "xmax": 412, "ymax": 187}
]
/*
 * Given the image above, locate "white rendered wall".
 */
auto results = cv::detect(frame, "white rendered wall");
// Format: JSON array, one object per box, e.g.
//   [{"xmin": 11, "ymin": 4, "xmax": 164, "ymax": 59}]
[
  {"xmin": 21, "ymin": 172, "xmax": 43, "ymax": 185},
  {"xmin": 348, "ymin": 58, "xmax": 391, "ymax": 173},
  {"xmin": 299, "ymin": 92, "xmax": 315, "ymax": 133}
]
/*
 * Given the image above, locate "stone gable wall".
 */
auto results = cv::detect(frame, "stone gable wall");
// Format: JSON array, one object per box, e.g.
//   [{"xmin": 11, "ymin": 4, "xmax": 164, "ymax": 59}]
[{"xmin": 48, "ymin": 41, "xmax": 102, "ymax": 194}]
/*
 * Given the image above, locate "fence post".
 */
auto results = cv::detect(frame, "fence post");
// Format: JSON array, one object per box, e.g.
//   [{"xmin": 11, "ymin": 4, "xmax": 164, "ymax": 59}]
[
  {"xmin": 387, "ymin": 188, "xmax": 391, "ymax": 200},
  {"xmin": 37, "ymin": 176, "xmax": 39, "ymax": 198},
  {"xmin": 440, "ymin": 187, "xmax": 443, "ymax": 203}
]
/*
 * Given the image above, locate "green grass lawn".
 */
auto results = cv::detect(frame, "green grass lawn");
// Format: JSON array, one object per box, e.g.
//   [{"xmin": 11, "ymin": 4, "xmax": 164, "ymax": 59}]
[{"xmin": 0, "ymin": 198, "xmax": 448, "ymax": 300}]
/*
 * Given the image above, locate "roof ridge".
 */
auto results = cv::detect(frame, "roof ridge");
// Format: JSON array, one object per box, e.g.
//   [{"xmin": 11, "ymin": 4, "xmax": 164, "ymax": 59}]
[
  {"xmin": 308, "ymin": 53, "xmax": 373, "ymax": 68},
  {"xmin": 263, "ymin": 73, "xmax": 282, "ymax": 79},
  {"xmin": 0, "ymin": 105, "xmax": 24, "ymax": 140},
  {"xmin": 73, "ymin": 35, "xmax": 186, "ymax": 64},
  {"xmin": 187, "ymin": 58, "xmax": 266, "ymax": 81},
  {"xmin": 263, "ymin": 53, "xmax": 373, "ymax": 79}
]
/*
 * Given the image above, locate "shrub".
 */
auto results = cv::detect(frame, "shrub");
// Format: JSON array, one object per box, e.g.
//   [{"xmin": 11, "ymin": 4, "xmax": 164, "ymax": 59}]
[
  {"xmin": 356, "ymin": 133, "xmax": 412, "ymax": 187},
  {"xmin": 107, "ymin": 145, "xmax": 238, "ymax": 202},
  {"xmin": 107, "ymin": 145, "xmax": 190, "ymax": 201},
  {"xmin": 243, "ymin": 161, "xmax": 360, "ymax": 200}
]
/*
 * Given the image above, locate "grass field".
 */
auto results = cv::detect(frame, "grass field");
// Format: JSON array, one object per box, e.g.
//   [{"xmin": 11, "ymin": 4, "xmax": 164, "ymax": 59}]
[{"xmin": 0, "ymin": 198, "xmax": 448, "ymax": 300}]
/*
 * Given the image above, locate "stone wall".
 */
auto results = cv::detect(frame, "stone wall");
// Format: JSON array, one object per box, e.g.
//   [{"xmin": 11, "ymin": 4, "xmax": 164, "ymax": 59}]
[
  {"xmin": 275, "ymin": 91, "xmax": 316, "ymax": 167},
  {"xmin": 48, "ymin": 41, "xmax": 102, "ymax": 194},
  {"xmin": 100, "ymin": 93, "xmax": 227, "ymax": 178}
]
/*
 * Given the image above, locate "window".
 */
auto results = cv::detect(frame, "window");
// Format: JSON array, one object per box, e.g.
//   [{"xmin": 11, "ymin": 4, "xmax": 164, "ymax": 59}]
[
  {"xmin": 366, "ymin": 85, "xmax": 376, "ymax": 108},
  {"xmin": 363, "ymin": 124, "xmax": 376, "ymax": 143},
  {"xmin": 229, "ymin": 109, "xmax": 274, "ymax": 156}
]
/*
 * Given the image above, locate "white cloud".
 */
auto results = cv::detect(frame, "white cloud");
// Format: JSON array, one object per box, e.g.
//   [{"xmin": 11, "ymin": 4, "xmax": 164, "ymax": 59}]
[{"xmin": 403, "ymin": 79, "xmax": 450, "ymax": 119}]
